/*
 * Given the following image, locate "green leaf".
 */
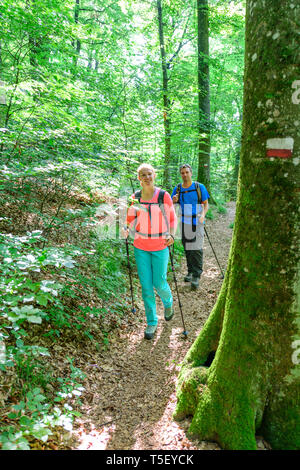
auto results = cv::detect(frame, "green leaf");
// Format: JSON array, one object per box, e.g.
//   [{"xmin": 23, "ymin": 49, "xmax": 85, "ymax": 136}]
[
  {"xmin": 27, "ymin": 315, "xmax": 42, "ymax": 324},
  {"xmin": 17, "ymin": 440, "xmax": 30, "ymax": 450},
  {"xmin": 13, "ymin": 401, "xmax": 26, "ymax": 411},
  {"xmin": 2, "ymin": 441, "xmax": 17, "ymax": 450},
  {"xmin": 35, "ymin": 294, "xmax": 48, "ymax": 306},
  {"xmin": 31, "ymin": 425, "xmax": 51, "ymax": 442},
  {"xmin": 63, "ymin": 260, "xmax": 75, "ymax": 268},
  {"xmin": 20, "ymin": 416, "xmax": 32, "ymax": 426}
]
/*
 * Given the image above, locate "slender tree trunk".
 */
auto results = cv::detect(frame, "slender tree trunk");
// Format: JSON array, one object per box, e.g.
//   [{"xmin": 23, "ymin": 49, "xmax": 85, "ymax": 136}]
[
  {"xmin": 228, "ymin": 144, "xmax": 240, "ymax": 200},
  {"xmin": 73, "ymin": 0, "xmax": 81, "ymax": 67},
  {"xmin": 174, "ymin": 0, "xmax": 300, "ymax": 450},
  {"xmin": 196, "ymin": 0, "xmax": 211, "ymax": 192},
  {"xmin": 229, "ymin": 100, "xmax": 243, "ymax": 199},
  {"xmin": 225, "ymin": 136, "xmax": 231, "ymax": 199},
  {"xmin": 156, "ymin": 0, "xmax": 172, "ymax": 191},
  {"xmin": 0, "ymin": 62, "xmax": 19, "ymax": 155},
  {"xmin": 27, "ymin": 0, "xmax": 51, "ymax": 79},
  {"xmin": 0, "ymin": 80, "xmax": 7, "ymax": 129},
  {"xmin": 27, "ymin": 0, "xmax": 39, "ymax": 70},
  {"xmin": 120, "ymin": 75, "xmax": 135, "ymax": 193}
]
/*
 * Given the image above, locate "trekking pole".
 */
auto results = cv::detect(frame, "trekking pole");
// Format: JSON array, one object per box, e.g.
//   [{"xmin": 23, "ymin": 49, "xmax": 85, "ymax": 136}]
[
  {"xmin": 204, "ymin": 226, "xmax": 225, "ymax": 279},
  {"xmin": 168, "ymin": 246, "xmax": 188, "ymax": 337},
  {"xmin": 125, "ymin": 237, "xmax": 136, "ymax": 313}
]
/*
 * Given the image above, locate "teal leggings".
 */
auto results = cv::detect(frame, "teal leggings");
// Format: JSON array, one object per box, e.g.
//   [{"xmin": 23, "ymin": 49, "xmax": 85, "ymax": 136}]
[{"xmin": 134, "ymin": 247, "xmax": 173, "ymax": 326}]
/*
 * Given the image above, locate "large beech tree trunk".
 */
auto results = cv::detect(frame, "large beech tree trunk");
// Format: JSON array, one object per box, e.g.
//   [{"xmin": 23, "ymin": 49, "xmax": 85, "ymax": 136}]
[{"xmin": 173, "ymin": 0, "xmax": 300, "ymax": 450}]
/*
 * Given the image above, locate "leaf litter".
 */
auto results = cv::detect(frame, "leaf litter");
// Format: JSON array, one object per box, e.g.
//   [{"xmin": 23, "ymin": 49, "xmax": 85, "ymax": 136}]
[{"xmin": 68, "ymin": 202, "xmax": 270, "ymax": 451}]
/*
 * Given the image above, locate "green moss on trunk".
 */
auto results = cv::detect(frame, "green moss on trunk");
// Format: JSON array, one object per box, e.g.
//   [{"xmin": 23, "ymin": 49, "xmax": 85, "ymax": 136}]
[
  {"xmin": 259, "ymin": 380, "xmax": 300, "ymax": 450},
  {"xmin": 174, "ymin": 0, "xmax": 300, "ymax": 450}
]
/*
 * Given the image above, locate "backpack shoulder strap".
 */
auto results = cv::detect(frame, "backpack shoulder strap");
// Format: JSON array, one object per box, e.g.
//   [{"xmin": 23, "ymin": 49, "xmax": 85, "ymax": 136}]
[
  {"xmin": 158, "ymin": 189, "xmax": 165, "ymax": 205},
  {"xmin": 134, "ymin": 190, "xmax": 141, "ymax": 202},
  {"xmin": 157, "ymin": 189, "xmax": 169, "ymax": 232},
  {"xmin": 194, "ymin": 182, "xmax": 202, "ymax": 203},
  {"xmin": 176, "ymin": 183, "xmax": 181, "ymax": 195}
]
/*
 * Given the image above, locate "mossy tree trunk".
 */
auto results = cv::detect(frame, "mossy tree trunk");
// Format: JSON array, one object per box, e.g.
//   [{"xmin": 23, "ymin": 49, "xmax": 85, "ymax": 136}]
[{"xmin": 174, "ymin": 0, "xmax": 300, "ymax": 450}]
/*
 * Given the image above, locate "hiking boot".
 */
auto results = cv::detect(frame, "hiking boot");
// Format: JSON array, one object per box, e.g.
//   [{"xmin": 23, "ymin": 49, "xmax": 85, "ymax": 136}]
[
  {"xmin": 191, "ymin": 276, "xmax": 200, "ymax": 290},
  {"xmin": 184, "ymin": 273, "xmax": 193, "ymax": 282},
  {"xmin": 164, "ymin": 306, "xmax": 174, "ymax": 321},
  {"xmin": 144, "ymin": 325, "xmax": 157, "ymax": 340}
]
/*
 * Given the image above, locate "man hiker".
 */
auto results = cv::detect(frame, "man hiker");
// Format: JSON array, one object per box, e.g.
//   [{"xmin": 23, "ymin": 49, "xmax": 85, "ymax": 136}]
[{"xmin": 171, "ymin": 164, "xmax": 210, "ymax": 290}]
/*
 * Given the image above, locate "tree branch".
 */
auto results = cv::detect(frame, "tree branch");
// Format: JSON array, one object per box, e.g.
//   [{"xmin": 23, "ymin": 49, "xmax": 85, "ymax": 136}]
[{"xmin": 167, "ymin": 16, "xmax": 192, "ymax": 68}]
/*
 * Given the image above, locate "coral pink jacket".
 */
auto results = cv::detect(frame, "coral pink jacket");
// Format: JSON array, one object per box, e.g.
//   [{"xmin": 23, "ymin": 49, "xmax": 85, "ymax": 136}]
[{"xmin": 126, "ymin": 188, "xmax": 177, "ymax": 251}]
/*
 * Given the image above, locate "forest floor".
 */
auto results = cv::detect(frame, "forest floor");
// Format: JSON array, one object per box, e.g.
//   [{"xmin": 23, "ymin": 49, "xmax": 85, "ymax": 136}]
[{"xmin": 64, "ymin": 202, "xmax": 269, "ymax": 451}]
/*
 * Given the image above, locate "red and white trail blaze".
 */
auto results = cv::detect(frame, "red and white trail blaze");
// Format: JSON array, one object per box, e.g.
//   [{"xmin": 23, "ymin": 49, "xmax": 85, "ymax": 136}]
[{"xmin": 266, "ymin": 137, "xmax": 294, "ymax": 158}]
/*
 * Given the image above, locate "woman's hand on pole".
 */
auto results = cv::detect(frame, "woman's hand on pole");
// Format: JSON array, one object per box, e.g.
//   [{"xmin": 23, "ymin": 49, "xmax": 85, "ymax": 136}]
[
  {"xmin": 122, "ymin": 226, "xmax": 130, "ymax": 239},
  {"xmin": 165, "ymin": 233, "xmax": 175, "ymax": 246}
]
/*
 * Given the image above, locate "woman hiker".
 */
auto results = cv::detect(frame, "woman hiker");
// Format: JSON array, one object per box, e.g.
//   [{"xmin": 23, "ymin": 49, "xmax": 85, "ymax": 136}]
[{"xmin": 123, "ymin": 164, "xmax": 177, "ymax": 340}]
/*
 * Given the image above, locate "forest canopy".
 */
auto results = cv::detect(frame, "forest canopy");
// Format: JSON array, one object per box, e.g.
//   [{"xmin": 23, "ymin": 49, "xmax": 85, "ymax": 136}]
[{"xmin": 0, "ymin": 0, "xmax": 245, "ymax": 198}]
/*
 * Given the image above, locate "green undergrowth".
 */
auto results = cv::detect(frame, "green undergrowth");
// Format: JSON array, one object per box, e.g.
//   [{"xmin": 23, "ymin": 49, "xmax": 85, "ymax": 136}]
[
  {"xmin": 0, "ymin": 158, "xmax": 186, "ymax": 450},
  {"xmin": 206, "ymin": 201, "xmax": 227, "ymax": 220},
  {"xmin": 0, "ymin": 227, "xmax": 183, "ymax": 449},
  {"xmin": 0, "ymin": 211, "xmax": 140, "ymax": 449}
]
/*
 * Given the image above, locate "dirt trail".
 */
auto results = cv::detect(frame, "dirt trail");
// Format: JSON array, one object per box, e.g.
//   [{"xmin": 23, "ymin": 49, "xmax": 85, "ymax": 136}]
[{"xmin": 70, "ymin": 203, "xmax": 236, "ymax": 450}]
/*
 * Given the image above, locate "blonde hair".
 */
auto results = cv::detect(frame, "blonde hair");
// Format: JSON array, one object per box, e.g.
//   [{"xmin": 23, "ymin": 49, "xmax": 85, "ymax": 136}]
[{"xmin": 137, "ymin": 163, "xmax": 156, "ymax": 177}]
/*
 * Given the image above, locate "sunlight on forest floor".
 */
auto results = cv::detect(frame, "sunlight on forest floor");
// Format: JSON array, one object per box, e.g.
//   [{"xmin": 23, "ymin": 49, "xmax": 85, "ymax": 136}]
[
  {"xmin": 205, "ymin": 266, "xmax": 221, "ymax": 279},
  {"xmin": 76, "ymin": 423, "xmax": 116, "ymax": 450}
]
